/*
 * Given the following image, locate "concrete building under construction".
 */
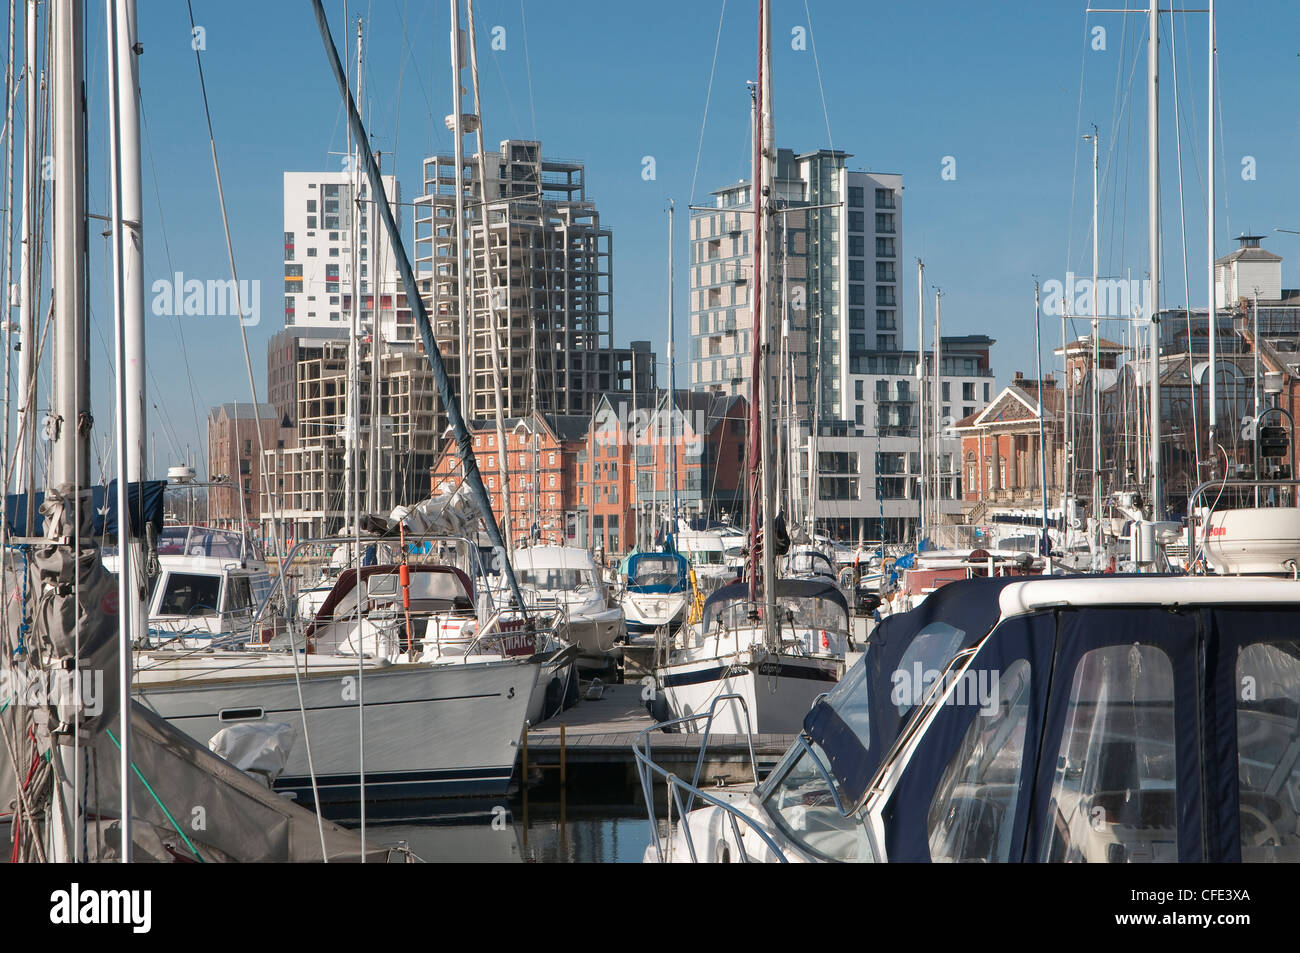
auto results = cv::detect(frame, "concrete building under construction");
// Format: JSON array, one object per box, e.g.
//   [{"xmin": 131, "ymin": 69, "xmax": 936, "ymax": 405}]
[{"xmin": 414, "ymin": 138, "xmax": 653, "ymax": 420}]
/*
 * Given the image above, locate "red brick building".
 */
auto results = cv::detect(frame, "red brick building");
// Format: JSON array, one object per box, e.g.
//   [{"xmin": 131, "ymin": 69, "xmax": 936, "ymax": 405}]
[
  {"xmin": 954, "ymin": 373, "xmax": 1064, "ymax": 511},
  {"xmin": 430, "ymin": 411, "xmax": 590, "ymax": 548},
  {"xmin": 207, "ymin": 402, "xmax": 292, "ymax": 531}
]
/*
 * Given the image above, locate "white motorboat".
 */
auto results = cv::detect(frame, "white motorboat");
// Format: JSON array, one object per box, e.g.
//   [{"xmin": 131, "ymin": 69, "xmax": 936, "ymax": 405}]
[
  {"xmin": 618, "ymin": 551, "xmax": 691, "ymax": 637},
  {"xmin": 639, "ymin": 573, "xmax": 1300, "ymax": 862},
  {"xmin": 104, "ymin": 524, "xmax": 275, "ymax": 648},
  {"xmin": 510, "ymin": 545, "xmax": 625, "ymax": 673}
]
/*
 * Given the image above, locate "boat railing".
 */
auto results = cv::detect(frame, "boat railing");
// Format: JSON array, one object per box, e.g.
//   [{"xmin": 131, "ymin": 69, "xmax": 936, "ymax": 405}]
[
  {"xmin": 634, "ymin": 692, "xmax": 790, "ymax": 863},
  {"xmin": 1185, "ymin": 478, "xmax": 1300, "ymax": 568},
  {"xmin": 462, "ymin": 604, "xmax": 569, "ymax": 659}
]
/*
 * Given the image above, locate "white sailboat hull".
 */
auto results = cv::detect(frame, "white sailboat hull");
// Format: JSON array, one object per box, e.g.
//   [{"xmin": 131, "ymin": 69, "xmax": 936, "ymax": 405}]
[
  {"xmin": 135, "ymin": 654, "xmax": 542, "ymax": 808},
  {"xmin": 658, "ymin": 653, "xmax": 843, "ymax": 735}
]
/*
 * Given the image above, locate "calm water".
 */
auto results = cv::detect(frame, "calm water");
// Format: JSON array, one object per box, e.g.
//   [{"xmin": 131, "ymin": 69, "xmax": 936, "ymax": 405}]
[{"xmin": 351, "ymin": 795, "xmax": 658, "ymax": 863}]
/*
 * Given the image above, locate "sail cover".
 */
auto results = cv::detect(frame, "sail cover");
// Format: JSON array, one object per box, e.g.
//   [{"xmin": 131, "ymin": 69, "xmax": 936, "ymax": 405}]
[{"xmin": 3, "ymin": 479, "xmax": 165, "ymax": 539}]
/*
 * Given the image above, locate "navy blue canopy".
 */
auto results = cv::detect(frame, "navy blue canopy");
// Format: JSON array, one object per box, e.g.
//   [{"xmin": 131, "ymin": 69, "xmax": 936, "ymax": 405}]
[
  {"xmin": 702, "ymin": 577, "xmax": 849, "ymax": 620},
  {"xmin": 4, "ymin": 480, "xmax": 166, "ymax": 540},
  {"xmin": 802, "ymin": 575, "xmax": 1024, "ymax": 807}
]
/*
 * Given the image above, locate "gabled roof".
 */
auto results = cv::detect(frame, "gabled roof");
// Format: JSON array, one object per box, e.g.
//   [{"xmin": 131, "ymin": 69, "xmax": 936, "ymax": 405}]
[
  {"xmin": 956, "ymin": 382, "xmax": 1058, "ymax": 431},
  {"xmin": 210, "ymin": 402, "xmax": 279, "ymax": 422}
]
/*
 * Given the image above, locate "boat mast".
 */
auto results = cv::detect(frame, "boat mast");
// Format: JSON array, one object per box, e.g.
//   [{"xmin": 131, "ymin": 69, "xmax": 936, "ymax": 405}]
[
  {"xmin": 1087, "ymin": 125, "xmax": 1101, "ymax": 560},
  {"xmin": 465, "ymin": 0, "xmax": 512, "ymax": 549},
  {"xmin": 932, "ymin": 287, "xmax": 942, "ymax": 531},
  {"xmin": 1206, "ymin": 0, "xmax": 1217, "ymax": 468},
  {"xmin": 106, "ymin": 0, "xmax": 144, "ymax": 861},
  {"xmin": 916, "ymin": 258, "xmax": 924, "ymax": 544},
  {"xmin": 450, "ymin": 0, "xmax": 470, "ymax": 415},
  {"xmin": 1147, "ymin": 0, "xmax": 1162, "ymax": 518},
  {"xmin": 16, "ymin": 0, "xmax": 37, "ymax": 529},
  {"xmin": 667, "ymin": 199, "xmax": 678, "ymax": 546},
  {"xmin": 757, "ymin": 0, "xmax": 777, "ymax": 645},
  {"xmin": 49, "ymin": 0, "xmax": 90, "ymax": 864}
]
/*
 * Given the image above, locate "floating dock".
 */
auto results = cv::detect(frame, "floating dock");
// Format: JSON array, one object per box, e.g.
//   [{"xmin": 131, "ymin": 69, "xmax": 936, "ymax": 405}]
[{"xmin": 521, "ymin": 681, "xmax": 795, "ymax": 785}]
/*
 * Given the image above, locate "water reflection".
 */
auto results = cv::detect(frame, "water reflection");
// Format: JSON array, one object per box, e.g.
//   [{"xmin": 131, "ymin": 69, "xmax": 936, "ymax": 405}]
[{"xmin": 354, "ymin": 796, "xmax": 655, "ymax": 863}]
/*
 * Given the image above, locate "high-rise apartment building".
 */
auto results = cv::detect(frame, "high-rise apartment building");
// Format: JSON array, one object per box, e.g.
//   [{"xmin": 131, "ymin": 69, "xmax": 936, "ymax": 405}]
[
  {"xmin": 689, "ymin": 149, "xmax": 902, "ymax": 425},
  {"xmin": 282, "ymin": 170, "xmax": 413, "ymax": 342}
]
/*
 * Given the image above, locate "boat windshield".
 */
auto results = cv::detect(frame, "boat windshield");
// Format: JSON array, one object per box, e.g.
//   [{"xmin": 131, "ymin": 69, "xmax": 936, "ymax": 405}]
[
  {"xmin": 703, "ymin": 594, "xmax": 848, "ymax": 634},
  {"xmin": 630, "ymin": 557, "xmax": 684, "ymax": 588},
  {"xmin": 156, "ymin": 572, "xmax": 222, "ymax": 617},
  {"xmin": 518, "ymin": 568, "xmax": 597, "ymax": 591},
  {"xmin": 156, "ymin": 526, "xmax": 248, "ymax": 559},
  {"xmin": 763, "ymin": 737, "xmax": 874, "ymax": 862}
]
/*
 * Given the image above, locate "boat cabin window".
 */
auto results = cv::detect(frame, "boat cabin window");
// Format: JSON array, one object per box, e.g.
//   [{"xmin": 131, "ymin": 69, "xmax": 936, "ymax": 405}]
[
  {"xmin": 926, "ymin": 659, "xmax": 1032, "ymax": 863},
  {"xmin": 630, "ymin": 557, "xmax": 683, "ymax": 587},
  {"xmin": 765, "ymin": 740, "xmax": 873, "ymax": 862},
  {"xmin": 1235, "ymin": 639, "xmax": 1300, "ymax": 862},
  {"xmin": 518, "ymin": 568, "xmax": 596, "ymax": 591},
  {"xmin": 1040, "ymin": 644, "xmax": 1177, "ymax": 863},
  {"xmin": 223, "ymin": 576, "xmax": 253, "ymax": 612},
  {"xmin": 891, "ymin": 623, "xmax": 969, "ymax": 718},
  {"xmin": 157, "ymin": 573, "xmax": 222, "ymax": 617}
]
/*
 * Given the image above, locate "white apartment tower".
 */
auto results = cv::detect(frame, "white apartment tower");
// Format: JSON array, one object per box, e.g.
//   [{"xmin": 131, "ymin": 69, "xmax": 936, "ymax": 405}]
[{"xmin": 282, "ymin": 170, "xmax": 412, "ymax": 342}]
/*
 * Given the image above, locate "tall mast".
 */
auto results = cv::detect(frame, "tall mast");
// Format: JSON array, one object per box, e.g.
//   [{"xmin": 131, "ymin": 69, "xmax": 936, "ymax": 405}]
[
  {"xmin": 49, "ymin": 0, "xmax": 90, "ymax": 865},
  {"xmin": 1147, "ymin": 0, "xmax": 1162, "ymax": 517},
  {"xmin": 16, "ymin": 0, "xmax": 37, "ymax": 526},
  {"xmin": 1206, "ymin": 0, "xmax": 1217, "ymax": 464},
  {"xmin": 667, "ymin": 199, "xmax": 678, "ymax": 544},
  {"xmin": 342, "ymin": 13, "xmax": 356, "ymax": 534},
  {"xmin": 757, "ymin": 0, "xmax": 776, "ymax": 645},
  {"xmin": 105, "ymin": 0, "xmax": 138, "ymax": 861},
  {"xmin": 916, "ymin": 258, "xmax": 925, "ymax": 543},
  {"xmin": 2, "ymin": 0, "xmax": 15, "ymax": 491},
  {"xmin": 932, "ymin": 288, "xmax": 942, "ymax": 530},
  {"xmin": 1087, "ymin": 126, "xmax": 1101, "ymax": 559},
  {"xmin": 450, "ymin": 0, "xmax": 469, "ymax": 413},
  {"xmin": 465, "ymin": 0, "xmax": 512, "ymax": 551}
]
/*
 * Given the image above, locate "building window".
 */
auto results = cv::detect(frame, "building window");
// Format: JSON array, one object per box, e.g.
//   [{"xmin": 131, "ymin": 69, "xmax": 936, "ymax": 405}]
[
  {"xmin": 875, "ymin": 188, "xmax": 895, "ymax": 209},
  {"xmin": 876, "ymin": 310, "xmax": 896, "ymax": 330},
  {"xmin": 848, "ymin": 186, "xmax": 864, "ymax": 208},
  {"xmin": 874, "ymin": 213, "xmax": 895, "ymax": 234},
  {"xmin": 876, "ymin": 237, "xmax": 896, "ymax": 258},
  {"xmin": 849, "ymin": 309, "xmax": 865, "ymax": 330},
  {"xmin": 848, "ymin": 211, "xmax": 864, "ymax": 233},
  {"xmin": 875, "ymin": 286, "xmax": 896, "ymax": 306}
]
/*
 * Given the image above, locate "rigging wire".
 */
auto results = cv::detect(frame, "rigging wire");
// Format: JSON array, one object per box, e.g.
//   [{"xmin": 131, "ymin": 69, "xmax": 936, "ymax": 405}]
[{"xmin": 687, "ymin": 0, "xmax": 727, "ymax": 207}]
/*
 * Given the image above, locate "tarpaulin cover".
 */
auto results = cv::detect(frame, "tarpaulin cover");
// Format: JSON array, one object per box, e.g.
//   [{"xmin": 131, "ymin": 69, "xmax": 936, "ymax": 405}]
[{"xmin": 4, "ymin": 480, "xmax": 165, "ymax": 539}]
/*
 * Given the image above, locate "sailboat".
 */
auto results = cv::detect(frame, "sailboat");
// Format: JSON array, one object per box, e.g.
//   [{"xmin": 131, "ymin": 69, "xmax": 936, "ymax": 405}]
[
  {"xmin": 649, "ymin": 0, "xmax": 849, "ymax": 736},
  {"xmin": 134, "ymin": 3, "xmax": 561, "ymax": 814}
]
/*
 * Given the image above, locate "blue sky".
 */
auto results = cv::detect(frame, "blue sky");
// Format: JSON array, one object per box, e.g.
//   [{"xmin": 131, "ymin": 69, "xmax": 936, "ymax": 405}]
[{"xmin": 31, "ymin": 0, "xmax": 1300, "ymax": 480}]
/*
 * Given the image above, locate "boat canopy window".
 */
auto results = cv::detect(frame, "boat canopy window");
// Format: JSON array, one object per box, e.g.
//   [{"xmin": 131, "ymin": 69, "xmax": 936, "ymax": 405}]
[
  {"xmin": 156, "ymin": 526, "xmax": 247, "ymax": 559},
  {"xmin": 628, "ymin": 555, "xmax": 686, "ymax": 589},
  {"xmin": 518, "ymin": 568, "xmax": 596, "ymax": 591},
  {"xmin": 700, "ymin": 580, "xmax": 850, "ymax": 635},
  {"xmin": 223, "ymin": 575, "xmax": 253, "ymax": 612},
  {"xmin": 790, "ymin": 550, "xmax": 835, "ymax": 573},
  {"xmin": 157, "ymin": 572, "xmax": 222, "ymax": 617},
  {"xmin": 1041, "ymin": 644, "xmax": 1177, "ymax": 863},
  {"xmin": 1235, "ymin": 639, "xmax": 1300, "ymax": 862},
  {"xmin": 764, "ymin": 739, "xmax": 874, "ymax": 862},
  {"xmin": 926, "ymin": 658, "xmax": 1033, "ymax": 863}
]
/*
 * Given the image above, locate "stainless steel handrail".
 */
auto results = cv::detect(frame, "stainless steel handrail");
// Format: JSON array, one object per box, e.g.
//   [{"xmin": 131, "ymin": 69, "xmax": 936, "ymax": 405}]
[
  {"xmin": 634, "ymin": 692, "xmax": 790, "ymax": 863},
  {"xmin": 1184, "ymin": 478, "xmax": 1300, "ymax": 568}
]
